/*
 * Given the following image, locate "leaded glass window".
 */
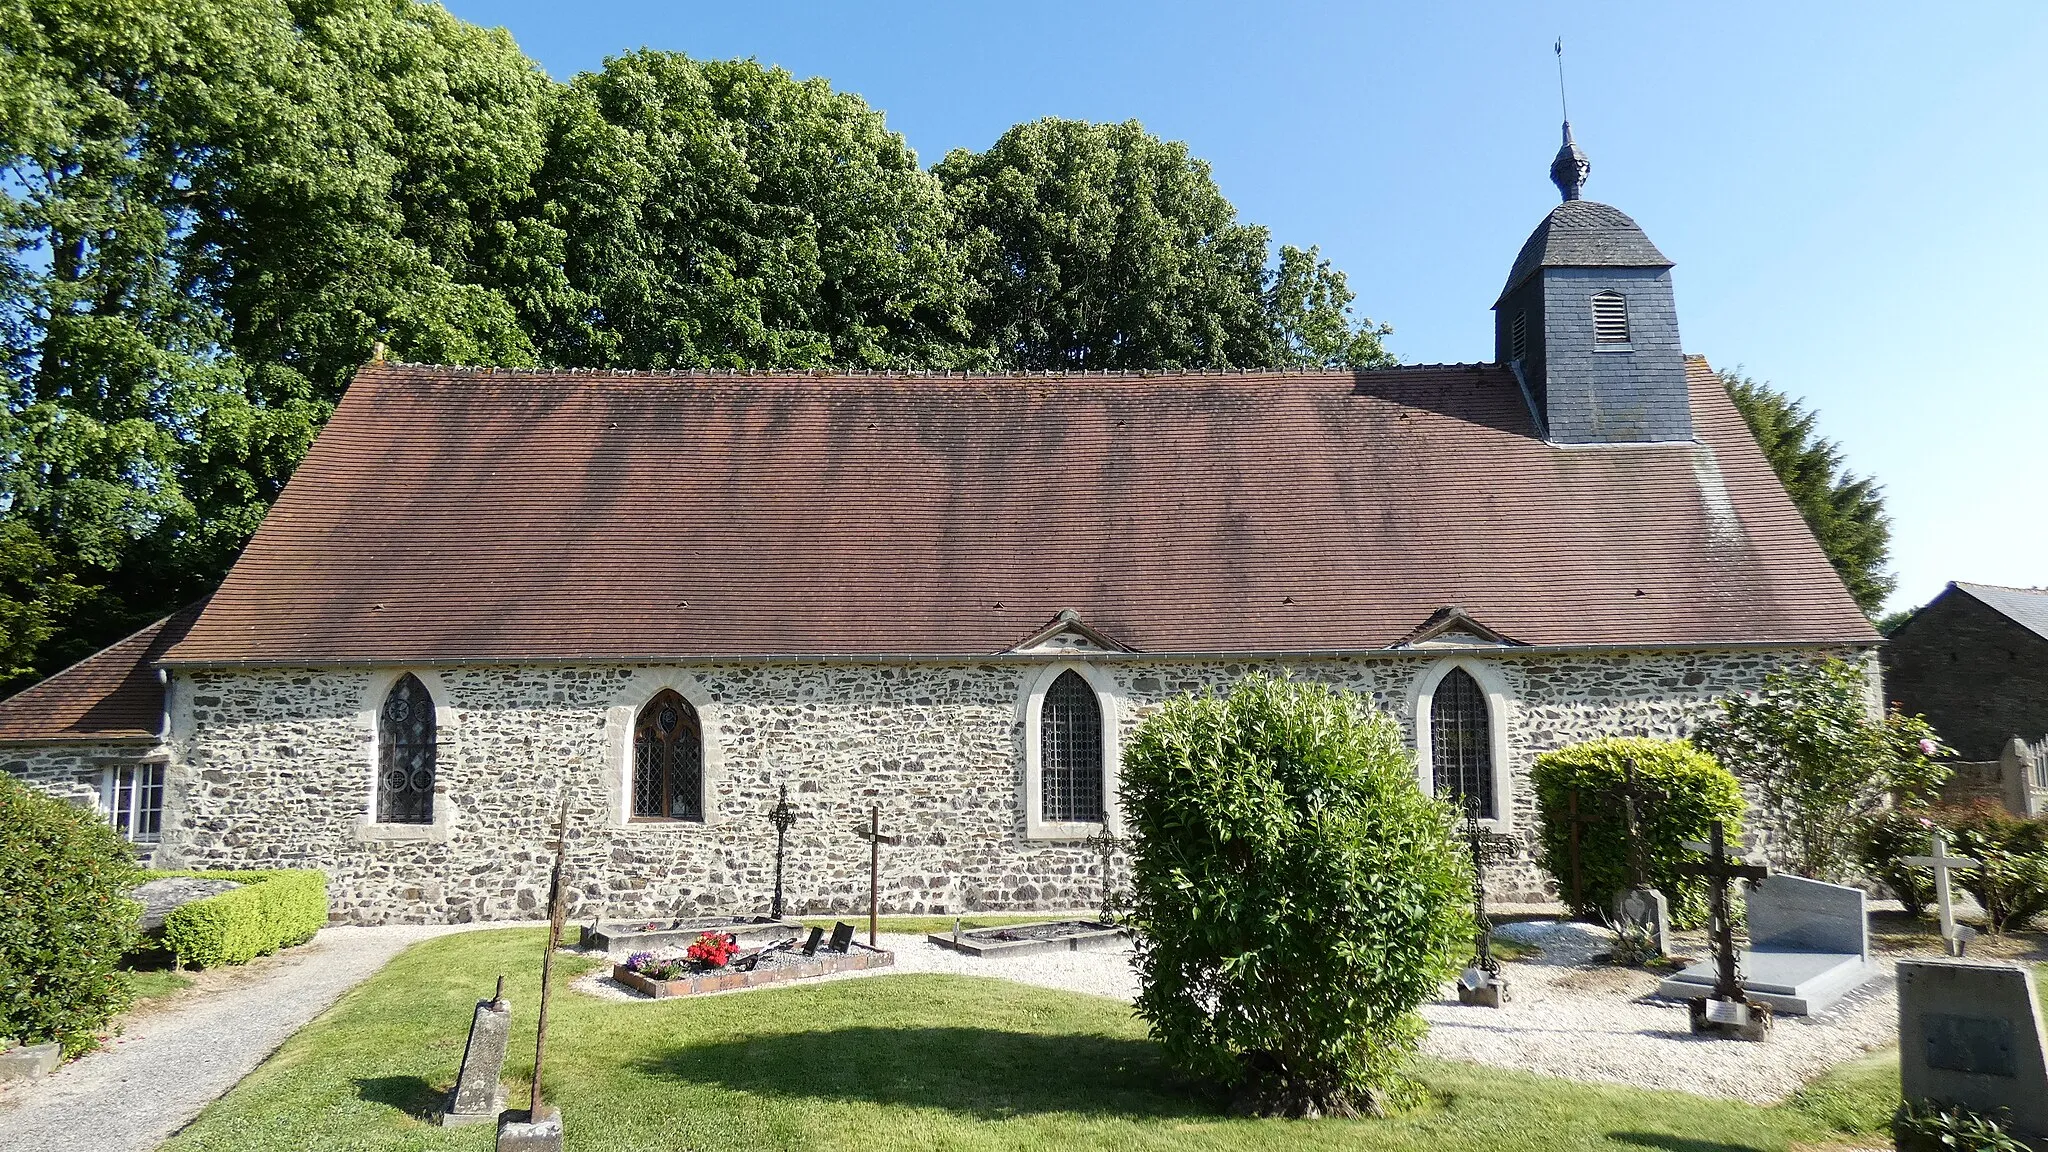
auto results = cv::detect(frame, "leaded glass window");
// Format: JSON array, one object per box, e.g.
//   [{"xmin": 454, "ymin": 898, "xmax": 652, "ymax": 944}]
[
  {"xmin": 633, "ymin": 690, "xmax": 704, "ymax": 821},
  {"xmin": 1040, "ymin": 670, "xmax": 1104, "ymax": 824},
  {"xmin": 377, "ymin": 674, "xmax": 436, "ymax": 824},
  {"xmin": 1430, "ymin": 667, "xmax": 1494, "ymax": 819}
]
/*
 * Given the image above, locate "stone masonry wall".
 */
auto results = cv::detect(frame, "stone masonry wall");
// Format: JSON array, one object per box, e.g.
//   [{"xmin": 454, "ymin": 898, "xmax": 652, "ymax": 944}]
[
  {"xmin": 142, "ymin": 647, "xmax": 1862, "ymax": 924},
  {"xmin": 1, "ymin": 741, "xmax": 146, "ymax": 810}
]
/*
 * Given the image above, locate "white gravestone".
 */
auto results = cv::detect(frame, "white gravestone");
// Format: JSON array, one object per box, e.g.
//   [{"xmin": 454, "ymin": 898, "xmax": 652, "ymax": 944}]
[
  {"xmin": 1905, "ymin": 832, "xmax": 1981, "ymax": 957},
  {"xmin": 1658, "ymin": 874, "xmax": 1876, "ymax": 1015},
  {"xmin": 1898, "ymin": 959, "xmax": 2048, "ymax": 1141}
]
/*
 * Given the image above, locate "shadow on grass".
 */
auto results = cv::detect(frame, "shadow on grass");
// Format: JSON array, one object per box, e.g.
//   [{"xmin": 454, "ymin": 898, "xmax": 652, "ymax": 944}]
[
  {"xmin": 1607, "ymin": 1134, "xmax": 1769, "ymax": 1152},
  {"xmin": 353, "ymin": 1075, "xmax": 444, "ymax": 1120},
  {"xmin": 633, "ymin": 1025, "xmax": 1214, "ymax": 1121}
]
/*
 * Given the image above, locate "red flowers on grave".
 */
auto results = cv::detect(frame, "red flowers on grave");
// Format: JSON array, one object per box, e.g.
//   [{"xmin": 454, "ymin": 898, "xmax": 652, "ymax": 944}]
[{"xmin": 686, "ymin": 931, "xmax": 739, "ymax": 970}]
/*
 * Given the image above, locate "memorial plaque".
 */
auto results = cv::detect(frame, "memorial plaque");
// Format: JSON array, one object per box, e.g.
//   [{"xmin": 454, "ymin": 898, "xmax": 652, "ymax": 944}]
[
  {"xmin": 828, "ymin": 921, "xmax": 855, "ymax": 953},
  {"xmin": 800, "ymin": 926, "xmax": 824, "ymax": 957},
  {"xmin": 1924, "ymin": 1013, "xmax": 2018, "ymax": 1077}
]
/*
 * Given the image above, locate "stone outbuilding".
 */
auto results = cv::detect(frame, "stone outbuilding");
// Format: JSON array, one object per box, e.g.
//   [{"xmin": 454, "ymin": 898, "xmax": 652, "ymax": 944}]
[
  {"xmin": 0, "ymin": 128, "xmax": 1879, "ymax": 923},
  {"xmin": 1883, "ymin": 581, "xmax": 2048, "ymax": 761}
]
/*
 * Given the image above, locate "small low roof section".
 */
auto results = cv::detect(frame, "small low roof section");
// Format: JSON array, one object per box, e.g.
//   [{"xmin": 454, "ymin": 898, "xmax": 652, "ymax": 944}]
[
  {"xmin": 0, "ymin": 603, "xmax": 202, "ymax": 743},
  {"xmin": 163, "ymin": 357, "xmax": 1876, "ymax": 666},
  {"xmin": 1953, "ymin": 582, "xmax": 2048, "ymax": 643}
]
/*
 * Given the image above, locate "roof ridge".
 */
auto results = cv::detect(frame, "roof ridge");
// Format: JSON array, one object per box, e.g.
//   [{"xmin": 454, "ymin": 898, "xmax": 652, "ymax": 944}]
[
  {"xmin": 1957, "ymin": 580, "xmax": 2048, "ymax": 594},
  {"xmin": 366, "ymin": 361, "xmax": 1505, "ymax": 382}
]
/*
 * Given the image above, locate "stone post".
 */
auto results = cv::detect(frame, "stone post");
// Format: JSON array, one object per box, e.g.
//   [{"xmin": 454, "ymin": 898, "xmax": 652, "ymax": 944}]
[
  {"xmin": 439, "ymin": 978, "xmax": 511, "ymax": 1126},
  {"xmin": 2003, "ymin": 737, "xmax": 2042, "ymax": 818}
]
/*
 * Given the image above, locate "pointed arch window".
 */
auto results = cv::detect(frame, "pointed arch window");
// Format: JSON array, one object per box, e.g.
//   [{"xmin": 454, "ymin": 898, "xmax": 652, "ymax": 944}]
[
  {"xmin": 1430, "ymin": 667, "xmax": 1494, "ymax": 819},
  {"xmin": 377, "ymin": 674, "xmax": 437, "ymax": 824},
  {"xmin": 633, "ymin": 690, "xmax": 704, "ymax": 821},
  {"xmin": 1040, "ymin": 670, "xmax": 1105, "ymax": 823}
]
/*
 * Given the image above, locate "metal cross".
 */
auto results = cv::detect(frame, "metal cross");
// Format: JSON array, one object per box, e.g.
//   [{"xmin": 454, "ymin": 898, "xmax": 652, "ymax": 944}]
[
  {"xmin": 1464, "ymin": 798, "xmax": 1519, "ymax": 975},
  {"xmin": 529, "ymin": 792, "xmax": 572, "ymax": 1122},
  {"xmin": 767, "ymin": 784, "xmax": 799, "ymax": 919},
  {"xmin": 1905, "ymin": 831, "xmax": 1981, "ymax": 953},
  {"xmin": 1677, "ymin": 821, "xmax": 1769, "ymax": 1005},
  {"xmin": 1084, "ymin": 826, "xmax": 1123, "ymax": 924},
  {"xmin": 851, "ymin": 804, "xmax": 901, "ymax": 948},
  {"xmin": 1617, "ymin": 761, "xmax": 1669, "ymax": 893}
]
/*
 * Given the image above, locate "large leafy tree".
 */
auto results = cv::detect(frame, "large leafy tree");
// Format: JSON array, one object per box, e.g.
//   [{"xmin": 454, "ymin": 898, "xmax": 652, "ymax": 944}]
[
  {"xmin": 936, "ymin": 118, "xmax": 1391, "ymax": 370},
  {"xmin": 0, "ymin": 0, "xmax": 554, "ymax": 690},
  {"xmin": 1721, "ymin": 370, "xmax": 1895, "ymax": 615},
  {"xmin": 529, "ymin": 52, "xmax": 974, "ymax": 370}
]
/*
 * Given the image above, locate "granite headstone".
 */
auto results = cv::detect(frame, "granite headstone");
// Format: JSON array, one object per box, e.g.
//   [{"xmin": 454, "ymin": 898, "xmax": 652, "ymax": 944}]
[
  {"xmin": 1658, "ymin": 874, "xmax": 1876, "ymax": 1015},
  {"xmin": 1898, "ymin": 958, "xmax": 2048, "ymax": 1140},
  {"xmin": 1616, "ymin": 886, "xmax": 1672, "ymax": 958}
]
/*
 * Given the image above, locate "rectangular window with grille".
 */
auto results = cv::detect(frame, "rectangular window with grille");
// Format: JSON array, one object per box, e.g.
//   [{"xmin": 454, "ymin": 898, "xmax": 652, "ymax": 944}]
[
  {"xmin": 1591, "ymin": 292, "xmax": 1630, "ymax": 344},
  {"xmin": 110, "ymin": 761, "xmax": 165, "ymax": 843}
]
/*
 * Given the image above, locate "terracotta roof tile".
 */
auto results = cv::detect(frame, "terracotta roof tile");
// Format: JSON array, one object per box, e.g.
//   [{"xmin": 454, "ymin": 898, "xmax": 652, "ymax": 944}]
[
  {"xmin": 161, "ymin": 358, "xmax": 1876, "ymax": 665},
  {"xmin": 0, "ymin": 603, "xmax": 202, "ymax": 742}
]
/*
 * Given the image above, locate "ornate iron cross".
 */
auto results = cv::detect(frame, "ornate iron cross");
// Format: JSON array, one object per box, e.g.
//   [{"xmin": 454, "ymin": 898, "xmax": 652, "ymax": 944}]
[
  {"xmin": 1464, "ymin": 798, "xmax": 1519, "ymax": 975},
  {"xmin": 767, "ymin": 784, "xmax": 798, "ymax": 919}
]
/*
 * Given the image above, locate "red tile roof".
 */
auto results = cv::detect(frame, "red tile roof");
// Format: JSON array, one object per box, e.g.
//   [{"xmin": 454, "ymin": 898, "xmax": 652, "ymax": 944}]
[
  {"xmin": 0, "ymin": 604, "xmax": 202, "ymax": 742},
  {"xmin": 161, "ymin": 357, "xmax": 1875, "ymax": 666}
]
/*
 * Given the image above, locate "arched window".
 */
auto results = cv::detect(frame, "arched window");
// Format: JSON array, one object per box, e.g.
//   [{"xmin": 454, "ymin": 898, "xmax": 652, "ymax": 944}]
[
  {"xmin": 633, "ymin": 690, "xmax": 704, "ymax": 821},
  {"xmin": 377, "ymin": 674, "xmax": 436, "ymax": 824},
  {"xmin": 1040, "ymin": 669, "xmax": 1104, "ymax": 823},
  {"xmin": 1591, "ymin": 291, "xmax": 1630, "ymax": 344},
  {"xmin": 1430, "ymin": 667, "xmax": 1494, "ymax": 819}
]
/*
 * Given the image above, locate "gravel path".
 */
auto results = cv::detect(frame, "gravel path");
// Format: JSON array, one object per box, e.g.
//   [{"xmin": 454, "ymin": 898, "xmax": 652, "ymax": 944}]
[
  {"xmin": 0, "ymin": 922, "xmax": 540, "ymax": 1152},
  {"xmin": 577, "ymin": 922, "xmax": 1895, "ymax": 1105}
]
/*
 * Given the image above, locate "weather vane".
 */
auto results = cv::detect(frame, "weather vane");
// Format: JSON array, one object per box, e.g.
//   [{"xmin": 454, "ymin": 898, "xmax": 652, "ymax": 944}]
[{"xmin": 1555, "ymin": 38, "xmax": 1569, "ymax": 124}]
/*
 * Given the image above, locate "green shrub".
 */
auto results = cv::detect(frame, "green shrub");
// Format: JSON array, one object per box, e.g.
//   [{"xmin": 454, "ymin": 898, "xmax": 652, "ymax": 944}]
[
  {"xmin": 1894, "ymin": 1101, "xmax": 2031, "ymax": 1152},
  {"xmin": 148, "ymin": 869, "xmax": 329, "ymax": 968},
  {"xmin": 1122, "ymin": 674, "xmax": 1470, "ymax": 1118},
  {"xmin": 1937, "ymin": 803, "xmax": 2048, "ymax": 934},
  {"xmin": 1530, "ymin": 737, "xmax": 1745, "ymax": 929},
  {"xmin": 0, "ymin": 772, "xmax": 141, "ymax": 1056},
  {"xmin": 1858, "ymin": 808, "xmax": 1940, "ymax": 918}
]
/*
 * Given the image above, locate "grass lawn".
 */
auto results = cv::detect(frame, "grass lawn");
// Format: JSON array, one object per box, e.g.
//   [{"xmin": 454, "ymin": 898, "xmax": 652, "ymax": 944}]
[
  {"xmin": 122, "ymin": 964, "xmax": 195, "ymax": 1005},
  {"xmin": 161, "ymin": 928, "xmax": 1899, "ymax": 1152}
]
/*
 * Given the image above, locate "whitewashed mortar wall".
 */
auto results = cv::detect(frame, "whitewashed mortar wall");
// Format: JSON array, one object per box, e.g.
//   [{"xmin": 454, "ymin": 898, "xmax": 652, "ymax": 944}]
[{"xmin": 10, "ymin": 646, "xmax": 1864, "ymax": 924}]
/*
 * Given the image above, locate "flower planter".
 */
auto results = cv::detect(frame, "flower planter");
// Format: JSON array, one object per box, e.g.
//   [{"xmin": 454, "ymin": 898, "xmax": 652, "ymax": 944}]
[{"xmin": 613, "ymin": 943, "xmax": 893, "ymax": 998}]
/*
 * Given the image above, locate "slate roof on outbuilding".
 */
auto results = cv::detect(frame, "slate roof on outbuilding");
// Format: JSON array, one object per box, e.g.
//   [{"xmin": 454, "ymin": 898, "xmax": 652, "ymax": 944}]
[
  {"xmin": 1952, "ymin": 583, "xmax": 2048, "ymax": 643},
  {"xmin": 1499, "ymin": 200, "xmax": 1673, "ymax": 303},
  {"xmin": 155, "ymin": 356, "xmax": 1875, "ymax": 668},
  {"xmin": 0, "ymin": 603, "xmax": 203, "ymax": 743}
]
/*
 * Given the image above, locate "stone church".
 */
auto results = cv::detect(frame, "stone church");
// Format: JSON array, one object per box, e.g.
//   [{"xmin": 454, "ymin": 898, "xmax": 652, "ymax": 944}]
[{"xmin": 0, "ymin": 130, "xmax": 1876, "ymax": 924}]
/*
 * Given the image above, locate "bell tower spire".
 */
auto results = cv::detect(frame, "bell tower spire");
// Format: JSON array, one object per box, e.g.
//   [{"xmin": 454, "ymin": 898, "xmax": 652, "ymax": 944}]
[{"xmin": 1549, "ymin": 39, "xmax": 1588, "ymax": 201}]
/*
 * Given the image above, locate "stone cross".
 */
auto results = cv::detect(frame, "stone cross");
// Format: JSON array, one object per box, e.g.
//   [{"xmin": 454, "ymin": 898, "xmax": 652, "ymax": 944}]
[
  {"xmin": 851, "ymin": 805, "xmax": 900, "ymax": 948},
  {"xmin": 767, "ymin": 784, "xmax": 798, "ymax": 919},
  {"xmin": 1906, "ymin": 831, "xmax": 1982, "ymax": 956},
  {"xmin": 1678, "ymin": 820, "xmax": 1769, "ymax": 1033}
]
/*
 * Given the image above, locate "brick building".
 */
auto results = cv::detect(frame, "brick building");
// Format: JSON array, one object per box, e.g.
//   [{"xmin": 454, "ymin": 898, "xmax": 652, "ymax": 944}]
[
  {"xmin": 1883, "ymin": 582, "xmax": 2048, "ymax": 760},
  {"xmin": 0, "ymin": 128, "xmax": 1878, "ymax": 923}
]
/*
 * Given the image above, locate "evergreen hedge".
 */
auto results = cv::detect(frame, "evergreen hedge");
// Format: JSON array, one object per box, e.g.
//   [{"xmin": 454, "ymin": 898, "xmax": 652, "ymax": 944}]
[
  {"xmin": 146, "ymin": 869, "xmax": 330, "ymax": 968},
  {"xmin": 0, "ymin": 772, "xmax": 140, "ymax": 1056},
  {"xmin": 1531, "ymin": 738, "xmax": 1745, "ymax": 928},
  {"xmin": 1123, "ymin": 674, "xmax": 1470, "ymax": 1118}
]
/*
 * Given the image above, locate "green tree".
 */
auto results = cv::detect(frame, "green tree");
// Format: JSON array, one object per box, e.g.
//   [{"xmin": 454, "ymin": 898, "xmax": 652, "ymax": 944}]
[
  {"xmin": 0, "ymin": 0, "xmax": 553, "ymax": 688},
  {"xmin": 1692, "ymin": 659, "xmax": 1950, "ymax": 881},
  {"xmin": 1721, "ymin": 370, "xmax": 1895, "ymax": 615},
  {"xmin": 936, "ymin": 118, "xmax": 1391, "ymax": 370},
  {"xmin": 1122, "ymin": 674, "xmax": 1468, "ymax": 1118},
  {"xmin": 529, "ymin": 52, "xmax": 973, "ymax": 370}
]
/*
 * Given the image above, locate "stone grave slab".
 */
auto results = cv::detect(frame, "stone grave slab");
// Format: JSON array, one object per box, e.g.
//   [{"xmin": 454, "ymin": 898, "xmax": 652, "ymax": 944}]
[
  {"xmin": 1657, "ymin": 874, "xmax": 1876, "ymax": 1015},
  {"xmin": 132, "ymin": 876, "xmax": 241, "ymax": 933},
  {"xmin": 1898, "ymin": 958, "xmax": 2048, "ymax": 1141},
  {"xmin": 927, "ymin": 919, "xmax": 1131, "ymax": 958},
  {"xmin": 579, "ymin": 915, "xmax": 802, "ymax": 954}
]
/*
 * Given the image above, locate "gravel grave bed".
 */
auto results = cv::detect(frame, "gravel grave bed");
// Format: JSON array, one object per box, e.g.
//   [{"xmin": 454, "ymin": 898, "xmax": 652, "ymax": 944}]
[{"xmin": 577, "ymin": 922, "xmax": 1898, "ymax": 1104}]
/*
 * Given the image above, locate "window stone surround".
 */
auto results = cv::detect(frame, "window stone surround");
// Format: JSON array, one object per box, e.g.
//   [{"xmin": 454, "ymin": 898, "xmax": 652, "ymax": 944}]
[{"xmin": 0, "ymin": 645, "xmax": 1870, "ymax": 924}]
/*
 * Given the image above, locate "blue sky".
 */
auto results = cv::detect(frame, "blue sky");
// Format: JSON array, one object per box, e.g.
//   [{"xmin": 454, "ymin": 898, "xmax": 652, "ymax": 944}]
[{"xmin": 446, "ymin": 1, "xmax": 2048, "ymax": 616}]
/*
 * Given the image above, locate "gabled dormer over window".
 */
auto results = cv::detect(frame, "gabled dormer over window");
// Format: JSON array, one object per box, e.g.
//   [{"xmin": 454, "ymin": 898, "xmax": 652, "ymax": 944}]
[{"xmin": 1591, "ymin": 291, "xmax": 1629, "ymax": 346}]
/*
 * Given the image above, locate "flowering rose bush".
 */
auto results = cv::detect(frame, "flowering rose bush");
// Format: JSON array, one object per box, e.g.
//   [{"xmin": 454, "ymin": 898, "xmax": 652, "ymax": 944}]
[{"xmin": 686, "ymin": 932, "xmax": 739, "ymax": 969}]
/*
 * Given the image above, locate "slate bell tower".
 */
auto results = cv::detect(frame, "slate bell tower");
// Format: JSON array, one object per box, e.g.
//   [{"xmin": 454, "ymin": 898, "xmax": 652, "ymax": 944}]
[{"xmin": 1494, "ymin": 123, "xmax": 1691, "ymax": 444}]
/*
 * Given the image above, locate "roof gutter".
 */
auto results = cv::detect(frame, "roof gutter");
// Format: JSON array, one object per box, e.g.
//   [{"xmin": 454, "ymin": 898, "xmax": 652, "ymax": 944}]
[{"xmin": 155, "ymin": 636, "xmax": 1879, "ymax": 673}]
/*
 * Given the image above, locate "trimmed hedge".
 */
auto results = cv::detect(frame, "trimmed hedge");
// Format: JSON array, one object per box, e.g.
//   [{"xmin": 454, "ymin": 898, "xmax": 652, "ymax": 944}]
[
  {"xmin": 1531, "ymin": 737, "xmax": 1746, "ymax": 929},
  {"xmin": 144, "ymin": 869, "xmax": 329, "ymax": 968},
  {"xmin": 0, "ymin": 772, "xmax": 141, "ymax": 1056}
]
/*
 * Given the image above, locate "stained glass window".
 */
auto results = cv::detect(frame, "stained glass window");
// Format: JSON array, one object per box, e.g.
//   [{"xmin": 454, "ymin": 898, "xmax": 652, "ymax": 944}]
[
  {"xmin": 633, "ymin": 690, "xmax": 704, "ymax": 821},
  {"xmin": 377, "ymin": 674, "xmax": 436, "ymax": 824},
  {"xmin": 1430, "ymin": 667, "xmax": 1494, "ymax": 819},
  {"xmin": 1041, "ymin": 670, "xmax": 1105, "ymax": 824}
]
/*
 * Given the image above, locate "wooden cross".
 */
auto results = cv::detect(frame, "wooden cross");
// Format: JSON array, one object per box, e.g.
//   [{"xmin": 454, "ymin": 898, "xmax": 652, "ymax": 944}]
[
  {"xmin": 529, "ymin": 792, "xmax": 571, "ymax": 1122},
  {"xmin": 1905, "ymin": 831, "xmax": 1981, "ymax": 954},
  {"xmin": 1464, "ymin": 799, "xmax": 1519, "ymax": 975},
  {"xmin": 1565, "ymin": 786, "xmax": 1603, "ymax": 912},
  {"xmin": 1677, "ymin": 821, "xmax": 1768, "ymax": 1005},
  {"xmin": 1617, "ymin": 761, "xmax": 1668, "ymax": 893},
  {"xmin": 851, "ymin": 804, "xmax": 900, "ymax": 948}
]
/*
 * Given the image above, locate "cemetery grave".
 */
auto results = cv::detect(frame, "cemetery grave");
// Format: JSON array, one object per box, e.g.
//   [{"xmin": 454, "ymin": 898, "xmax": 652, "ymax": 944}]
[
  {"xmin": 608, "ymin": 922, "xmax": 894, "ymax": 998},
  {"xmin": 926, "ymin": 918, "xmax": 1129, "ymax": 957},
  {"xmin": 576, "ymin": 914, "xmax": 804, "ymax": 954}
]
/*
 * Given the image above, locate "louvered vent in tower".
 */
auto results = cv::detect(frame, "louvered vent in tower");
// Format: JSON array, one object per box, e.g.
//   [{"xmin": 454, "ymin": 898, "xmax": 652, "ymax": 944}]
[
  {"xmin": 1591, "ymin": 292, "xmax": 1630, "ymax": 344},
  {"xmin": 1509, "ymin": 312, "xmax": 1527, "ymax": 362}
]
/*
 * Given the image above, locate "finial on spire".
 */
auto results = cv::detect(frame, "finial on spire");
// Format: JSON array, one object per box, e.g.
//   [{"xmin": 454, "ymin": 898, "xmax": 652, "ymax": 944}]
[{"xmin": 1549, "ymin": 39, "xmax": 1589, "ymax": 201}]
